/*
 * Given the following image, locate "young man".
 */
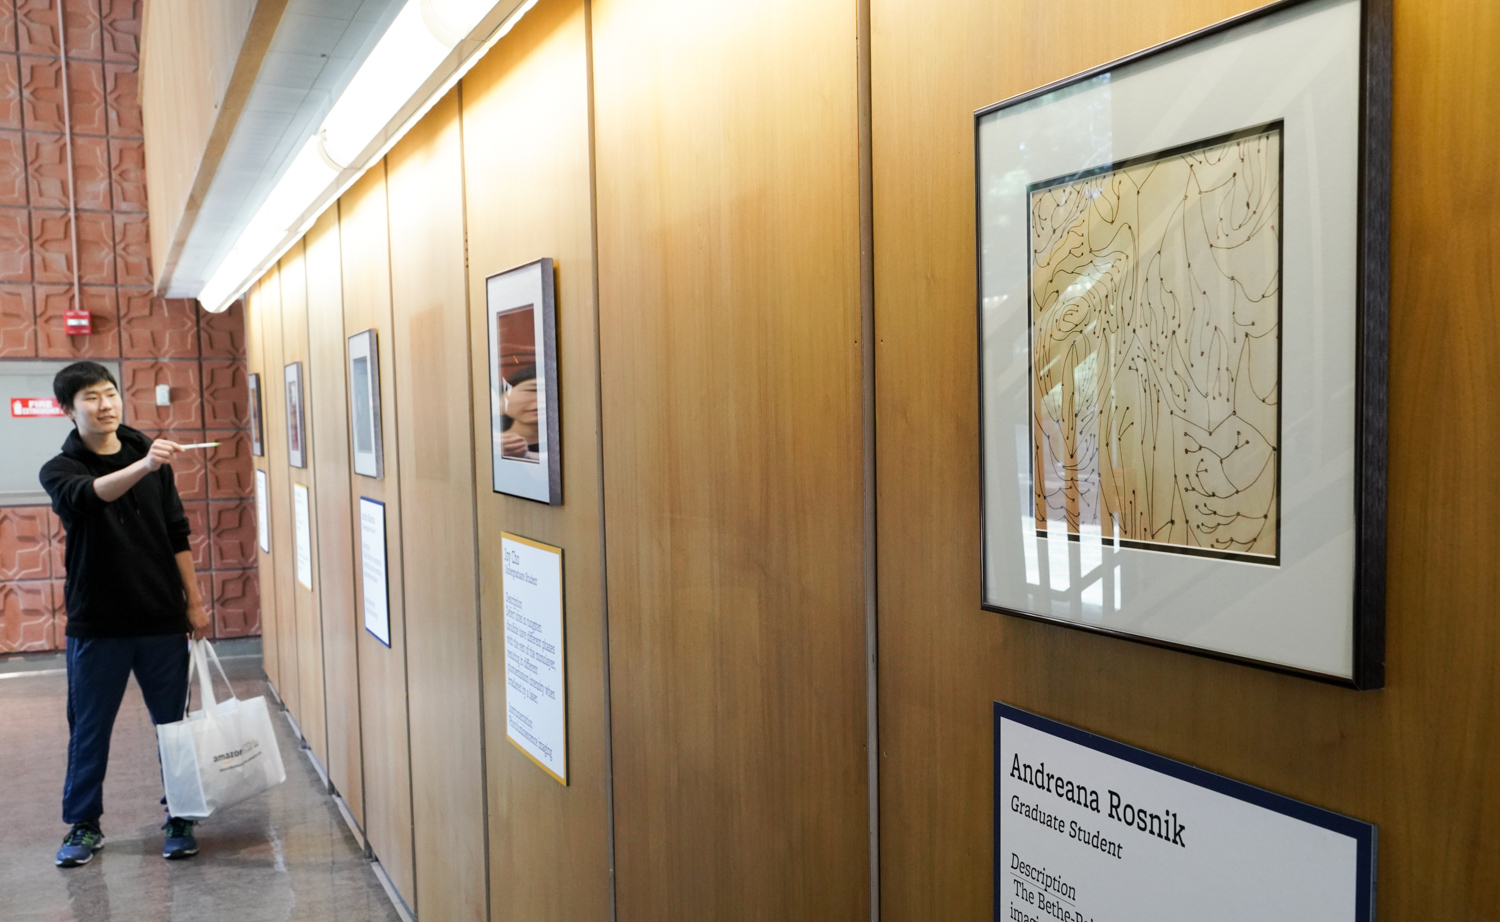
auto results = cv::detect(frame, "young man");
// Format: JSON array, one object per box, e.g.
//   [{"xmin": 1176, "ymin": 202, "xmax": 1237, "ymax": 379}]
[{"xmin": 39, "ymin": 361, "xmax": 212, "ymax": 867}]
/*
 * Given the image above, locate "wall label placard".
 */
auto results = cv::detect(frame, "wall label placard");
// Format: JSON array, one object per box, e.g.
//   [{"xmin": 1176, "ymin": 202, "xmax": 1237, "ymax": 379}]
[
  {"xmin": 995, "ymin": 703, "xmax": 1375, "ymax": 922},
  {"xmin": 292, "ymin": 483, "xmax": 313, "ymax": 590},
  {"xmin": 255, "ymin": 470, "xmax": 270, "ymax": 554},
  {"xmin": 359, "ymin": 497, "xmax": 390, "ymax": 646},
  {"xmin": 500, "ymin": 532, "xmax": 567, "ymax": 785}
]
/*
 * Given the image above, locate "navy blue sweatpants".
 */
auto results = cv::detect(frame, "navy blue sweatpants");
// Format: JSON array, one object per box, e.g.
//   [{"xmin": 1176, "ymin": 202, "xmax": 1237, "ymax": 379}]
[{"xmin": 62, "ymin": 635, "xmax": 190, "ymax": 825}]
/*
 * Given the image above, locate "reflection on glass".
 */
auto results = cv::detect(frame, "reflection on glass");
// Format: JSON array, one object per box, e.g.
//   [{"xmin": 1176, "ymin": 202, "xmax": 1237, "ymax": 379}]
[
  {"xmin": 287, "ymin": 384, "xmax": 301, "ymax": 454},
  {"xmin": 248, "ymin": 374, "xmax": 263, "ymax": 454},
  {"xmin": 497, "ymin": 304, "xmax": 541, "ymax": 464},
  {"xmin": 352, "ymin": 356, "xmax": 373, "ymax": 454}
]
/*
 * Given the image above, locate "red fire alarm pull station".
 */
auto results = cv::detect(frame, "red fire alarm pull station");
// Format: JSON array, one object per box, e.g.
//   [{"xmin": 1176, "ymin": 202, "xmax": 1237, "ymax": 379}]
[{"xmin": 64, "ymin": 310, "xmax": 91, "ymax": 336}]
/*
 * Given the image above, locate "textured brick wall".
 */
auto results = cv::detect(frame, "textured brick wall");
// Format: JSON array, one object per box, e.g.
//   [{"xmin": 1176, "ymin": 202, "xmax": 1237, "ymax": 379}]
[{"xmin": 0, "ymin": 0, "xmax": 258, "ymax": 653}]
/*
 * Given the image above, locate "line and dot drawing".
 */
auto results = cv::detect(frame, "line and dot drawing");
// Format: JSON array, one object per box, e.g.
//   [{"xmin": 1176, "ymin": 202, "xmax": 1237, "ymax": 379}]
[{"xmin": 1028, "ymin": 123, "xmax": 1282, "ymax": 562}]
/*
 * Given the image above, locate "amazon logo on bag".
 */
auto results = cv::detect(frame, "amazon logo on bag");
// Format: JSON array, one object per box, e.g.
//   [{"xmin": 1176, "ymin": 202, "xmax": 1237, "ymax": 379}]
[{"xmin": 212, "ymin": 739, "xmax": 262, "ymax": 764}]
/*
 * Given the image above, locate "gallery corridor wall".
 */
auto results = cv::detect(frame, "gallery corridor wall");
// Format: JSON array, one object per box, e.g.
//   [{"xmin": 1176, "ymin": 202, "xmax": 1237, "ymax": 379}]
[
  {"xmin": 385, "ymin": 90, "xmax": 488, "ymax": 922},
  {"xmin": 589, "ymin": 0, "xmax": 873, "ymax": 917},
  {"xmin": 869, "ymin": 0, "xmax": 1500, "ymax": 917},
  {"xmin": 236, "ymin": 0, "xmax": 1500, "ymax": 918},
  {"xmin": 302, "ymin": 207, "xmax": 364, "ymax": 826},
  {"xmin": 460, "ymin": 3, "xmax": 615, "ymax": 920},
  {"xmin": 275, "ymin": 245, "xmax": 330, "ymax": 776}
]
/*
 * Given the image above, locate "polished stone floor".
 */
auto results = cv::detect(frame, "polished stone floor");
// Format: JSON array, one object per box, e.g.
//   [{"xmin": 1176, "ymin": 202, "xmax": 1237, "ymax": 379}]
[{"xmin": 0, "ymin": 652, "xmax": 400, "ymax": 922}]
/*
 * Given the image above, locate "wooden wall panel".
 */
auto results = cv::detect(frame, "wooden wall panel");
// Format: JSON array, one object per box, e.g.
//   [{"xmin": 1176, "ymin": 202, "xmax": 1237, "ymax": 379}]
[
  {"xmin": 244, "ymin": 280, "xmax": 282, "ymax": 690},
  {"xmin": 257, "ymin": 267, "xmax": 301, "ymax": 717},
  {"xmin": 142, "ymin": 0, "xmax": 288, "ymax": 289},
  {"xmin": 590, "ymin": 0, "xmax": 871, "ymax": 918},
  {"xmin": 459, "ymin": 1, "xmax": 613, "ymax": 918},
  {"xmin": 870, "ymin": 0, "xmax": 1500, "ymax": 918},
  {"xmin": 277, "ymin": 243, "xmax": 329, "ymax": 763},
  {"xmin": 385, "ymin": 90, "xmax": 486, "ymax": 922},
  {"xmin": 339, "ymin": 167, "xmax": 417, "ymax": 903},
  {"xmin": 141, "ymin": 0, "xmax": 257, "ymax": 282},
  {"xmin": 305, "ymin": 206, "xmax": 365, "ymax": 824}
]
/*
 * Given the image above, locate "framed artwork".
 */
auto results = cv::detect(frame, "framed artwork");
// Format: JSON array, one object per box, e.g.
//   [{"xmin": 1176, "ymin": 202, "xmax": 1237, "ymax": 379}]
[
  {"xmin": 248, "ymin": 372, "xmax": 264, "ymax": 457},
  {"xmin": 975, "ymin": 0, "xmax": 1388, "ymax": 687},
  {"xmin": 285, "ymin": 361, "xmax": 307, "ymax": 469},
  {"xmin": 486, "ymin": 258, "xmax": 561, "ymax": 505},
  {"xmin": 347, "ymin": 330, "xmax": 384, "ymax": 479}
]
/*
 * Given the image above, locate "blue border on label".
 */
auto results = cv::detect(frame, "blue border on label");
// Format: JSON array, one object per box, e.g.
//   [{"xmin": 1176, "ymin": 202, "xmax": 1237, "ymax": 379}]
[{"xmin": 994, "ymin": 702, "xmax": 1377, "ymax": 921}]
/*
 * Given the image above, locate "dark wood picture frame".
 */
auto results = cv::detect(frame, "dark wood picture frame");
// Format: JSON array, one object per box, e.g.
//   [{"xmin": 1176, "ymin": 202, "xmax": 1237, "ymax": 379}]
[
  {"xmin": 973, "ymin": 0, "xmax": 1390, "ymax": 689},
  {"xmin": 486, "ymin": 257, "xmax": 562, "ymax": 506},
  {"xmin": 248, "ymin": 372, "xmax": 264, "ymax": 457},
  {"xmin": 347, "ymin": 329, "xmax": 384, "ymax": 479},
  {"xmin": 285, "ymin": 361, "xmax": 307, "ymax": 470}
]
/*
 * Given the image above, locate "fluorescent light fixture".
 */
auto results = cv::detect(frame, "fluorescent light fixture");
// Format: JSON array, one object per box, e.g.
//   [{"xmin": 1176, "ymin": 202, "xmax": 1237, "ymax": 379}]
[
  {"xmin": 320, "ymin": 2, "xmax": 450, "ymax": 168},
  {"xmin": 197, "ymin": 0, "xmax": 537, "ymax": 313},
  {"xmin": 263, "ymin": 136, "xmax": 340, "ymax": 230}
]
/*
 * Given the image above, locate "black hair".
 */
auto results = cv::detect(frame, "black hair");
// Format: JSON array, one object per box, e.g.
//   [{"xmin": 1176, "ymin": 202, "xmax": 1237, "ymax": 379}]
[
  {"xmin": 53, "ymin": 361, "xmax": 118, "ymax": 410},
  {"xmin": 504, "ymin": 365, "xmax": 537, "ymax": 388}
]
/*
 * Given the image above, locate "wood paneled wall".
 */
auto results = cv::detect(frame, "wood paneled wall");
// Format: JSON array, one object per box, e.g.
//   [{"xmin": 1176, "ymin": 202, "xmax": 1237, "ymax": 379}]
[
  {"xmin": 460, "ymin": 2, "xmax": 614, "ymax": 919},
  {"xmin": 256, "ymin": 272, "xmax": 300, "ymax": 716},
  {"xmin": 590, "ymin": 0, "xmax": 871, "ymax": 918},
  {"xmin": 240, "ymin": 0, "xmax": 1500, "ymax": 919},
  {"xmin": 385, "ymin": 90, "xmax": 488, "ymax": 922},
  {"xmin": 338, "ymin": 166, "xmax": 417, "ymax": 903},
  {"xmin": 869, "ymin": 0, "xmax": 1500, "ymax": 917},
  {"xmin": 304, "ymin": 207, "xmax": 365, "ymax": 824},
  {"xmin": 276, "ymin": 244, "xmax": 329, "ymax": 764},
  {"xmin": 245, "ymin": 279, "xmax": 282, "ymax": 691}
]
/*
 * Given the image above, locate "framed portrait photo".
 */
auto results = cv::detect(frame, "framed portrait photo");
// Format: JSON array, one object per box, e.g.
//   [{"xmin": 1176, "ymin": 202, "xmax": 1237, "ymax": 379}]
[
  {"xmin": 347, "ymin": 330, "xmax": 384, "ymax": 479},
  {"xmin": 248, "ymin": 372, "xmax": 264, "ymax": 457},
  {"xmin": 975, "ymin": 0, "xmax": 1389, "ymax": 686},
  {"xmin": 285, "ymin": 361, "xmax": 307, "ymax": 469},
  {"xmin": 486, "ymin": 258, "xmax": 561, "ymax": 505}
]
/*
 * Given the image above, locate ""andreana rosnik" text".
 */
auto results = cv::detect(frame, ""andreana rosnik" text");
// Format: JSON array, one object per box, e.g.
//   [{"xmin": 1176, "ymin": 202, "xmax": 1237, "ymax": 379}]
[{"xmin": 1009, "ymin": 753, "xmax": 1187, "ymax": 849}]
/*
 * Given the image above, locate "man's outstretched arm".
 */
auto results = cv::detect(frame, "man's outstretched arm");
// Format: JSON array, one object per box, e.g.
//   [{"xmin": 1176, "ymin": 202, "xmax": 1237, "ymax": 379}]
[{"xmin": 92, "ymin": 439, "xmax": 183, "ymax": 503}]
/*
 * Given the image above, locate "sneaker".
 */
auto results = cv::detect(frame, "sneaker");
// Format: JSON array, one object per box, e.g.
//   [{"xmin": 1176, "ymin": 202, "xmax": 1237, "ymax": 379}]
[
  {"xmin": 55, "ymin": 822, "xmax": 105, "ymax": 867},
  {"xmin": 161, "ymin": 817, "xmax": 198, "ymax": 860}
]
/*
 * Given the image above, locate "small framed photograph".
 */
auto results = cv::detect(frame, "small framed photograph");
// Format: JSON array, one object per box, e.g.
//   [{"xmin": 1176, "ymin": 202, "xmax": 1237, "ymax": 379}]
[
  {"xmin": 248, "ymin": 372, "xmax": 264, "ymax": 457},
  {"xmin": 486, "ymin": 258, "xmax": 561, "ymax": 505},
  {"xmin": 975, "ymin": 0, "xmax": 1388, "ymax": 686},
  {"xmin": 285, "ymin": 361, "xmax": 307, "ymax": 469},
  {"xmin": 347, "ymin": 330, "xmax": 383, "ymax": 479}
]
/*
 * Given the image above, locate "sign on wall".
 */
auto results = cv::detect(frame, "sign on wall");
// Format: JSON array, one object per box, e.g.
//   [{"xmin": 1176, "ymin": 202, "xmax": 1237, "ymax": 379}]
[
  {"xmin": 255, "ymin": 470, "xmax": 270, "ymax": 554},
  {"xmin": 10, "ymin": 397, "xmax": 64, "ymax": 417},
  {"xmin": 995, "ymin": 703, "xmax": 1375, "ymax": 922},
  {"xmin": 501, "ymin": 532, "xmax": 567, "ymax": 784},
  {"xmin": 292, "ymin": 483, "xmax": 313, "ymax": 590},
  {"xmin": 360, "ymin": 497, "xmax": 390, "ymax": 646}
]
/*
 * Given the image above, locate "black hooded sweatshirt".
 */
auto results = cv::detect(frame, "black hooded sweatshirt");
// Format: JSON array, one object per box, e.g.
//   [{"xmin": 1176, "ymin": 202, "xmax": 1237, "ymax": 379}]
[{"xmin": 39, "ymin": 424, "xmax": 192, "ymax": 638}]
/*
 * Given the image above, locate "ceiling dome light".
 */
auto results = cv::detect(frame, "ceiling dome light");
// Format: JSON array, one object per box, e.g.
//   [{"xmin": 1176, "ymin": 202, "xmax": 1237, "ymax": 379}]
[{"xmin": 421, "ymin": 0, "xmax": 495, "ymax": 47}]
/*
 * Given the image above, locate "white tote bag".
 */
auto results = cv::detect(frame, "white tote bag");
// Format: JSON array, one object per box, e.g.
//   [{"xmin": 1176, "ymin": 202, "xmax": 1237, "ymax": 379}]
[{"xmin": 157, "ymin": 639, "xmax": 286, "ymax": 819}]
